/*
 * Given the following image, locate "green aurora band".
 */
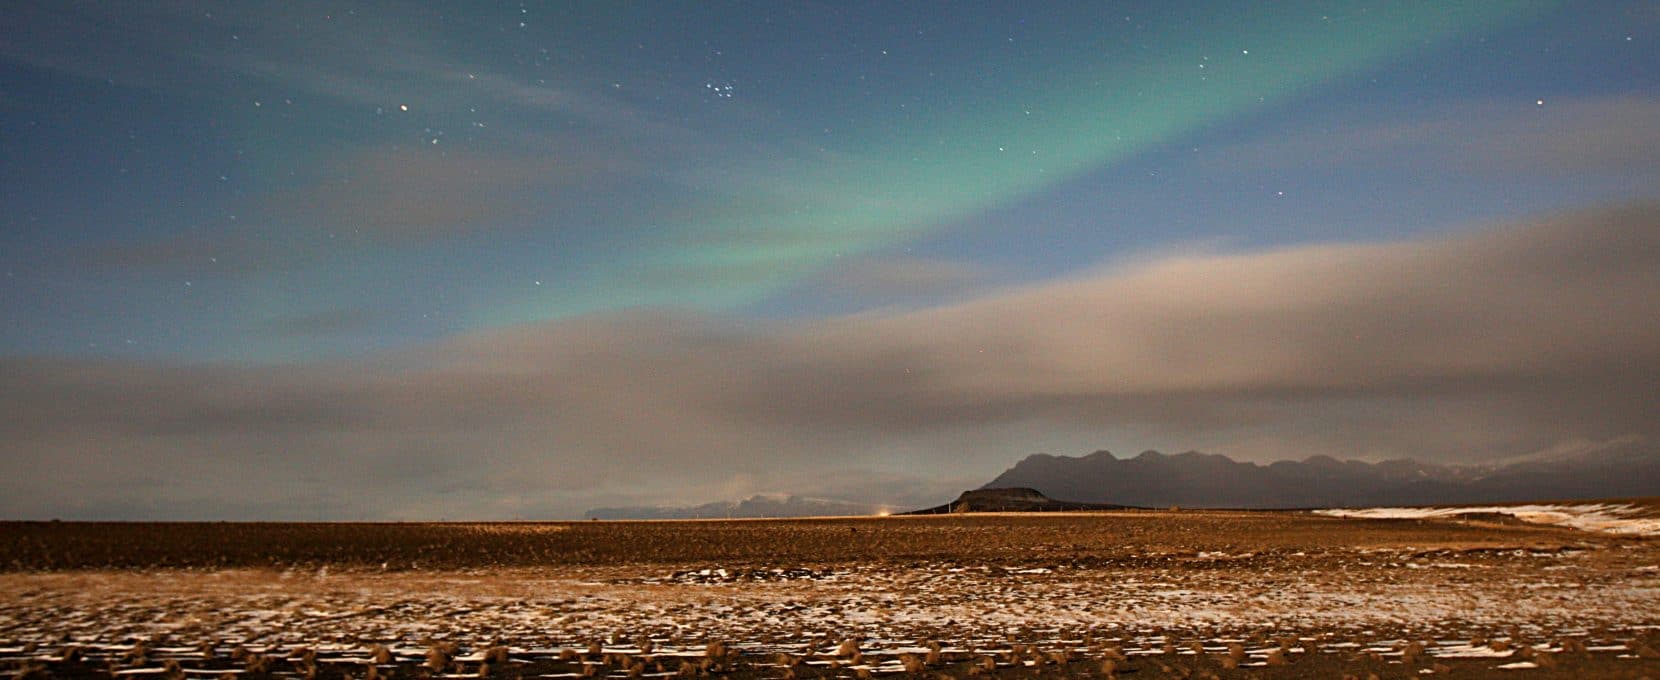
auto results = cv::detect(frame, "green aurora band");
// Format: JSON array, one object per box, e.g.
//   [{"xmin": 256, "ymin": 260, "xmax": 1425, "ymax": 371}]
[{"xmin": 477, "ymin": 2, "xmax": 1558, "ymax": 328}]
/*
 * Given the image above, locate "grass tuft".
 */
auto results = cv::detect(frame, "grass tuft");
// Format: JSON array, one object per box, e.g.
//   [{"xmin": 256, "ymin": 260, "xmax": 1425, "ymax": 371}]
[
  {"xmin": 425, "ymin": 643, "xmax": 452, "ymax": 671},
  {"xmin": 899, "ymin": 652, "xmax": 925, "ymax": 673},
  {"xmin": 835, "ymin": 638, "xmax": 860, "ymax": 658}
]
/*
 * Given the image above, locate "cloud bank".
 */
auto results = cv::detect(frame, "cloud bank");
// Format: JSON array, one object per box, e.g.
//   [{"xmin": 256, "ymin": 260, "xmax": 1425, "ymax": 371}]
[{"xmin": 4, "ymin": 203, "xmax": 1657, "ymax": 519}]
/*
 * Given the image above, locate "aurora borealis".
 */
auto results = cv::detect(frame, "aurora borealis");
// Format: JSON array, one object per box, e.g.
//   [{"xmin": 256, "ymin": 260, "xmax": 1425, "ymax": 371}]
[{"xmin": 3, "ymin": 2, "xmax": 1658, "ymax": 519}]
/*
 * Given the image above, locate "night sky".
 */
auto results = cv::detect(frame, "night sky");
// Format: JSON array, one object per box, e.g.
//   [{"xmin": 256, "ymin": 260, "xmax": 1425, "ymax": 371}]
[{"xmin": 4, "ymin": 2, "xmax": 1659, "ymax": 519}]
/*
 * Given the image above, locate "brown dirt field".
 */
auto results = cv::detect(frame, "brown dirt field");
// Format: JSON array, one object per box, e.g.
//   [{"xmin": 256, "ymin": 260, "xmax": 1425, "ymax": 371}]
[
  {"xmin": 2, "ymin": 511, "xmax": 1657, "ymax": 679},
  {"xmin": 0, "ymin": 511, "xmax": 1613, "ymax": 570}
]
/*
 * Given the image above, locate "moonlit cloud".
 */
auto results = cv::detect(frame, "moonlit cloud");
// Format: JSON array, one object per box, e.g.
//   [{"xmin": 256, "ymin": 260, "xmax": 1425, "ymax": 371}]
[{"xmin": 3, "ymin": 203, "xmax": 1654, "ymax": 519}]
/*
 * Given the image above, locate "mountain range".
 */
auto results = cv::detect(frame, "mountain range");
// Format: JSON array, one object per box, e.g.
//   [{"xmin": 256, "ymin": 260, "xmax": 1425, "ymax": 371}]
[
  {"xmin": 584, "ymin": 493, "xmax": 883, "ymax": 520},
  {"xmin": 983, "ymin": 442, "xmax": 1658, "ymax": 509},
  {"xmin": 584, "ymin": 442, "xmax": 1657, "ymax": 518}
]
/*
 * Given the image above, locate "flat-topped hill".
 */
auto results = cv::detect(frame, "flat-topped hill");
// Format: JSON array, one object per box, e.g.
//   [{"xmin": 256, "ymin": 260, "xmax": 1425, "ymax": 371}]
[{"xmin": 904, "ymin": 487, "xmax": 1134, "ymax": 514}]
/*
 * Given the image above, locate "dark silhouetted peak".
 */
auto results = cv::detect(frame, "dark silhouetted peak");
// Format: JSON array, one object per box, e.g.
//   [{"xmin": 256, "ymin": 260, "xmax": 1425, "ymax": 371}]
[{"xmin": 1302, "ymin": 455, "xmax": 1344, "ymax": 468}]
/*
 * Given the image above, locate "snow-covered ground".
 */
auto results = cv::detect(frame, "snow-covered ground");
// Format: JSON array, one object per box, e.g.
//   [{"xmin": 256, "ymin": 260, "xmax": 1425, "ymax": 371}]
[{"xmin": 1314, "ymin": 503, "xmax": 1660, "ymax": 536}]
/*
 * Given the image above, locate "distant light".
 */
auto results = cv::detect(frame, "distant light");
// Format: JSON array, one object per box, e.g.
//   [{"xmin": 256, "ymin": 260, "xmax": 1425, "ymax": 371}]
[
  {"xmin": 400, "ymin": 104, "xmax": 409, "ymax": 111},
  {"xmin": 1535, "ymin": 99, "xmax": 1544, "ymax": 106},
  {"xmin": 876, "ymin": 508, "xmax": 892, "ymax": 517}
]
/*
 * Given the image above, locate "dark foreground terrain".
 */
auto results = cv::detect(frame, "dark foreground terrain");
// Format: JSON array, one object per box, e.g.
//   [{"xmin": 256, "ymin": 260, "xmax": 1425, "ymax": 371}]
[{"xmin": 3, "ymin": 508, "xmax": 1659, "ymax": 678}]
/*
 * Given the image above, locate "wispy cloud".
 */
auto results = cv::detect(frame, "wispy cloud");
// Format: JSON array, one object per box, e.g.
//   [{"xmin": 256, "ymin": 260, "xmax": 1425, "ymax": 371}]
[
  {"xmin": 821, "ymin": 257, "xmax": 1003, "ymax": 299},
  {"xmin": 254, "ymin": 307, "xmax": 380, "ymax": 338},
  {"xmin": 258, "ymin": 147, "xmax": 636, "ymax": 240},
  {"xmin": 1209, "ymin": 95, "xmax": 1660, "ymax": 178}
]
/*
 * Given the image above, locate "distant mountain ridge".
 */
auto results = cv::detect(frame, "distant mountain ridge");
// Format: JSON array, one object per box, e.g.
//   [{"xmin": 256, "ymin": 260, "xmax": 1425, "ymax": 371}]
[
  {"xmin": 982, "ymin": 442, "xmax": 1659, "ymax": 509},
  {"xmin": 584, "ymin": 444, "xmax": 1658, "ymax": 519},
  {"xmin": 585, "ymin": 493, "xmax": 881, "ymax": 520}
]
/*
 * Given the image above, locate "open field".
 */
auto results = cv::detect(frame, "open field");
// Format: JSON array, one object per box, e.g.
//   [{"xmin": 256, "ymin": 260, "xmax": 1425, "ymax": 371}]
[{"xmin": 3, "ymin": 510, "xmax": 1659, "ymax": 678}]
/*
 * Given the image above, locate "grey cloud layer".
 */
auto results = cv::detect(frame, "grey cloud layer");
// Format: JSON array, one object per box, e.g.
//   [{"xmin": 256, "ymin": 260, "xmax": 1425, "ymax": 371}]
[{"xmin": 4, "ymin": 203, "xmax": 1657, "ymax": 518}]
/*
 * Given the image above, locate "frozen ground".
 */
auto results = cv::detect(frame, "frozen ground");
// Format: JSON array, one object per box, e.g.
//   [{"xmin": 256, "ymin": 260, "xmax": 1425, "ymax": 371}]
[
  {"xmin": 2, "ymin": 511, "xmax": 1657, "ymax": 677},
  {"xmin": 3, "ymin": 545, "xmax": 1659, "ymax": 672}
]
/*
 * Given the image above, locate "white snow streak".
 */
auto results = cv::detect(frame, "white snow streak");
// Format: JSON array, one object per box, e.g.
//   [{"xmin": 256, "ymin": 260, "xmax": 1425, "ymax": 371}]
[{"xmin": 1314, "ymin": 503, "xmax": 1660, "ymax": 536}]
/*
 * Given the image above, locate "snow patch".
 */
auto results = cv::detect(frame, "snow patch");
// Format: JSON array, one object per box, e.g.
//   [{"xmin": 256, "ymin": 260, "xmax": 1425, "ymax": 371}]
[{"xmin": 1314, "ymin": 503, "xmax": 1660, "ymax": 536}]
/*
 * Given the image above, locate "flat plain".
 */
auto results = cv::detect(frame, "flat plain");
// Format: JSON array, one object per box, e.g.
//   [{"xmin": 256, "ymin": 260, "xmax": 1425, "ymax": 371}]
[{"xmin": 3, "ymin": 509, "xmax": 1659, "ymax": 679}]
